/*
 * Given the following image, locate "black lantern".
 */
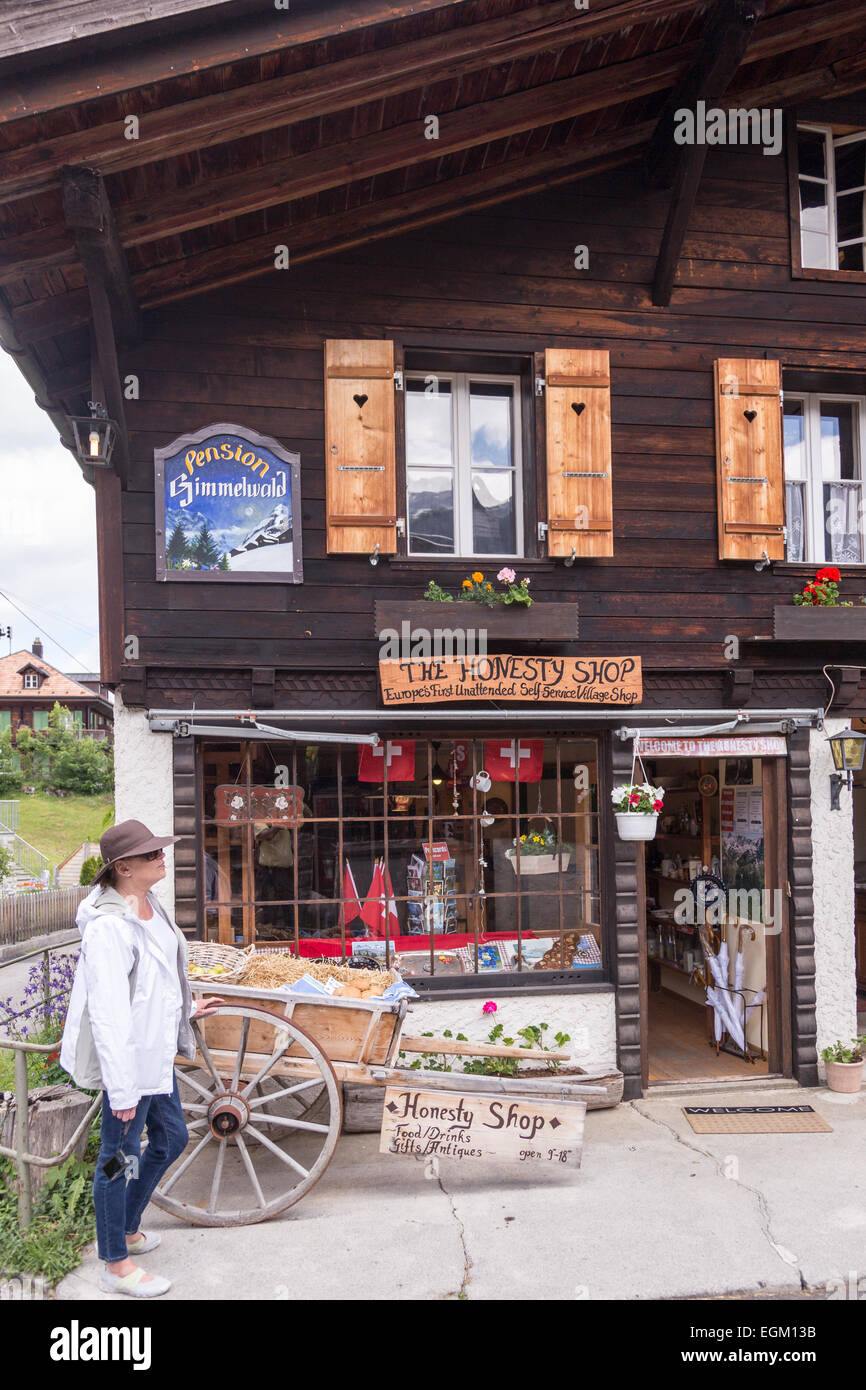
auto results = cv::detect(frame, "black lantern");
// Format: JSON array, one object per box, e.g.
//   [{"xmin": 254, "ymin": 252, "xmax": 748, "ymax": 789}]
[
  {"xmin": 68, "ymin": 401, "xmax": 117, "ymax": 467},
  {"xmin": 827, "ymin": 727, "xmax": 866, "ymax": 809}
]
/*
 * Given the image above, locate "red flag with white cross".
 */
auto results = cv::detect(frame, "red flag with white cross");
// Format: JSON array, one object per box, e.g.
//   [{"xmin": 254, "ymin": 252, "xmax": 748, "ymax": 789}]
[
  {"xmin": 484, "ymin": 739, "xmax": 543, "ymax": 783},
  {"xmin": 358, "ymin": 741, "xmax": 416, "ymax": 782}
]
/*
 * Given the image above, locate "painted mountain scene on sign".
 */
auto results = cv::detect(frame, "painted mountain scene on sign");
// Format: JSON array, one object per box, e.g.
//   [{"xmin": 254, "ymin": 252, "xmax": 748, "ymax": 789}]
[{"xmin": 160, "ymin": 431, "xmax": 298, "ymax": 575}]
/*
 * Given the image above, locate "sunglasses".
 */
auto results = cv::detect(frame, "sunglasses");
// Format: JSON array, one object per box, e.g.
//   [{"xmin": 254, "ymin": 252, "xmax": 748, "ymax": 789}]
[{"xmin": 134, "ymin": 849, "xmax": 164, "ymax": 862}]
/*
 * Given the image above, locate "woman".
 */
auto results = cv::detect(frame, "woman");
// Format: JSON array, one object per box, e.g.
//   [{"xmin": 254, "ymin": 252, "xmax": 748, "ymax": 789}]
[{"xmin": 60, "ymin": 819, "xmax": 223, "ymax": 1298}]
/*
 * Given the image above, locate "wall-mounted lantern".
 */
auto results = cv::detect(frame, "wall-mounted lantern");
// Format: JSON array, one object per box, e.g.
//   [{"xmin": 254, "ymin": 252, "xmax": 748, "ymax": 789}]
[
  {"xmin": 68, "ymin": 401, "xmax": 117, "ymax": 467},
  {"xmin": 827, "ymin": 727, "xmax": 866, "ymax": 810}
]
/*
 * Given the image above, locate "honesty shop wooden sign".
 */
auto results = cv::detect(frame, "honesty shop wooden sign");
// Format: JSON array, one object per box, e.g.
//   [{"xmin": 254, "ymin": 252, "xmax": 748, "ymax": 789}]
[
  {"xmin": 379, "ymin": 654, "xmax": 642, "ymax": 706},
  {"xmin": 379, "ymin": 1087, "xmax": 586, "ymax": 1167}
]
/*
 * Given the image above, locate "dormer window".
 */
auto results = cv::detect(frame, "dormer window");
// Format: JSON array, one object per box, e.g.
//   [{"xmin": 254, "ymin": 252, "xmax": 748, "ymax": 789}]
[{"xmin": 23, "ymin": 672, "xmax": 39, "ymax": 689}]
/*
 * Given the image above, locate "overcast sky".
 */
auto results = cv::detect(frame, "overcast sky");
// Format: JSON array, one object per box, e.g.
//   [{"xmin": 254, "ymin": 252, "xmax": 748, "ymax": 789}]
[{"xmin": 0, "ymin": 350, "xmax": 100, "ymax": 674}]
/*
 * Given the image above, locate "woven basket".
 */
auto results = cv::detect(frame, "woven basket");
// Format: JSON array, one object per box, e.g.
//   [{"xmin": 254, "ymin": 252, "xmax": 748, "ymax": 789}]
[{"xmin": 187, "ymin": 941, "xmax": 254, "ymax": 983}]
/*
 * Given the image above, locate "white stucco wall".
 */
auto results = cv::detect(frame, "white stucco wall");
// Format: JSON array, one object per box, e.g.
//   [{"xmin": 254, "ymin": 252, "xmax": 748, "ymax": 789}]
[
  {"xmin": 112, "ymin": 691, "xmax": 177, "ymax": 917},
  {"xmin": 399, "ymin": 989, "xmax": 617, "ymax": 1071},
  {"xmin": 810, "ymin": 719, "xmax": 858, "ymax": 1067}
]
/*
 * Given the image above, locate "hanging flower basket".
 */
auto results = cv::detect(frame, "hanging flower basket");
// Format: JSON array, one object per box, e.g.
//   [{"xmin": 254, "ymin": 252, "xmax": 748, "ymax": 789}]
[
  {"xmin": 505, "ymin": 849, "xmax": 572, "ymax": 874},
  {"xmin": 614, "ymin": 812, "xmax": 659, "ymax": 842},
  {"xmin": 611, "ymin": 748, "xmax": 664, "ymax": 842}
]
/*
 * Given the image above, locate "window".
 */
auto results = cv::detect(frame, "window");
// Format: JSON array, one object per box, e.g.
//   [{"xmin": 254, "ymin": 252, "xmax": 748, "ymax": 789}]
[
  {"xmin": 200, "ymin": 736, "xmax": 602, "ymax": 983},
  {"xmin": 32, "ymin": 711, "xmax": 49, "ymax": 730},
  {"xmin": 0, "ymin": 711, "xmax": 9, "ymax": 732},
  {"xmin": 23, "ymin": 672, "xmax": 39, "ymax": 689},
  {"xmin": 784, "ymin": 393, "xmax": 865, "ymax": 563},
  {"xmin": 797, "ymin": 124, "xmax": 866, "ymax": 271},
  {"xmin": 405, "ymin": 373, "xmax": 523, "ymax": 556}
]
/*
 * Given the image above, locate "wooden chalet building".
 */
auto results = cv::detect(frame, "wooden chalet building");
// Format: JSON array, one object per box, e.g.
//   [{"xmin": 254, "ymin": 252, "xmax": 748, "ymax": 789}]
[
  {"xmin": 2, "ymin": 0, "xmax": 865, "ymax": 1097},
  {"xmin": 0, "ymin": 638, "xmax": 113, "ymax": 739}
]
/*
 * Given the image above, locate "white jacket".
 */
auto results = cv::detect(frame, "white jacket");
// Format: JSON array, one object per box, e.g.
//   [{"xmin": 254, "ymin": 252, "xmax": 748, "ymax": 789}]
[{"xmin": 60, "ymin": 885, "xmax": 197, "ymax": 1111}]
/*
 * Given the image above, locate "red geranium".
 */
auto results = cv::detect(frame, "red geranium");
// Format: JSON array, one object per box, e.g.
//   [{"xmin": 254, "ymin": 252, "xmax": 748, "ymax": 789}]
[{"xmin": 816, "ymin": 567, "xmax": 840, "ymax": 582}]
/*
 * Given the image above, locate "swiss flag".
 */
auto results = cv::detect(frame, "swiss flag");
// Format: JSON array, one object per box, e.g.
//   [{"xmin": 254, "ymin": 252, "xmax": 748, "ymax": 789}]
[
  {"xmin": 360, "ymin": 861, "xmax": 385, "ymax": 936},
  {"xmin": 485, "ymin": 739, "xmax": 543, "ymax": 783},
  {"xmin": 358, "ymin": 740, "xmax": 416, "ymax": 782},
  {"xmin": 341, "ymin": 860, "xmax": 362, "ymax": 928}
]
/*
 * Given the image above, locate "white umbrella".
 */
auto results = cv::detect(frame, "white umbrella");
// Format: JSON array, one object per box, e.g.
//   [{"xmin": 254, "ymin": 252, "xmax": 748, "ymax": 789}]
[{"xmin": 700, "ymin": 927, "xmax": 745, "ymax": 1051}]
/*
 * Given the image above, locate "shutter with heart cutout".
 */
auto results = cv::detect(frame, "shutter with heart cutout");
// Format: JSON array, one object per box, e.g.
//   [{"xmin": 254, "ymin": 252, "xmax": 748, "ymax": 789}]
[
  {"xmin": 544, "ymin": 347, "xmax": 613, "ymax": 557},
  {"xmin": 714, "ymin": 357, "xmax": 785, "ymax": 561},
  {"xmin": 324, "ymin": 339, "xmax": 397, "ymax": 554}
]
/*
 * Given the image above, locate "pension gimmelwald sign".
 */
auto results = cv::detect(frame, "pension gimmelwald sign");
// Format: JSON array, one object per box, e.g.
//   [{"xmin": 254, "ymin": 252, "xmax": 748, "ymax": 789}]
[
  {"xmin": 379, "ymin": 654, "xmax": 642, "ymax": 705},
  {"xmin": 154, "ymin": 421, "xmax": 303, "ymax": 583}
]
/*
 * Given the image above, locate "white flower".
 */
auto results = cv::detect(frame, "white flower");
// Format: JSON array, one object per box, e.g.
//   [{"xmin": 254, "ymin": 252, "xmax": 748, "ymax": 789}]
[
  {"xmin": 231, "ymin": 795, "xmax": 244, "ymax": 809},
  {"xmin": 275, "ymin": 795, "xmax": 288, "ymax": 809}
]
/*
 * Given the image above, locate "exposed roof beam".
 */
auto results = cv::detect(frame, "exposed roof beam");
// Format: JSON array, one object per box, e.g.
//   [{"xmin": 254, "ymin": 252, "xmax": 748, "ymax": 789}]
[
  {"xmin": 645, "ymin": 0, "xmax": 766, "ymax": 190},
  {"xmin": 62, "ymin": 166, "xmax": 135, "ymax": 483},
  {"xmin": 61, "ymin": 165, "xmax": 141, "ymax": 345},
  {"xmin": 0, "ymin": 0, "xmax": 698, "ymax": 205},
  {"xmin": 650, "ymin": 0, "xmax": 765, "ymax": 307},
  {"xmin": 0, "ymin": 0, "xmax": 468, "ymax": 121},
  {"xmin": 0, "ymin": 0, "xmax": 243, "ymax": 60}
]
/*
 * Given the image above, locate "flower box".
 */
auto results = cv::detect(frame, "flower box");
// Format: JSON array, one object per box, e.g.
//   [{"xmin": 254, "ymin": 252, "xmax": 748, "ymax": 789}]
[
  {"xmin": 773, "ymin": 605, "xmax": 866, "ymax": 641},
  {"xmin": 505, "ymin": 849, "xmax": 572, "ymax": 875},
  {"xmin": 374, "ymin": 599, "xmax": 578, "ymax": 641}
]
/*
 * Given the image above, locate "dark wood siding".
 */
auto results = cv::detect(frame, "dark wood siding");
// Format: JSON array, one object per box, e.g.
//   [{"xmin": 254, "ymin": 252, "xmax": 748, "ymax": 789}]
[{"xmin": 118, "ymin": 143, "xmax": 866, "ymax": 707}]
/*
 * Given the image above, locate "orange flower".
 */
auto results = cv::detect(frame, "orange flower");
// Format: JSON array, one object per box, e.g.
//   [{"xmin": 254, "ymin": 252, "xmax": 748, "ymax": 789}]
[
  {"xmin": 471, "ymin": 571, "xmax": 483, "ymax": 583},
  {"xmin": 462, "ymin": 579, "xmax": 472, "ymax": 589}
]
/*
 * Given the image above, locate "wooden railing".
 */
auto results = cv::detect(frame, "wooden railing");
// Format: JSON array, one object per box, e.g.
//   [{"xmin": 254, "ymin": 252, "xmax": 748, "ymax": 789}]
[{"xmin": 0, "ymin": 885, "xmax": 90, "ymax": 945}]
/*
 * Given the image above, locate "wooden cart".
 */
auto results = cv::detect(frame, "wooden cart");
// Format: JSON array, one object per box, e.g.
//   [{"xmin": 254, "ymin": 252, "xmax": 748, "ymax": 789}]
[{"xmin": 152, "ymin": 981, "xmax": 619, "ymax": 1227}]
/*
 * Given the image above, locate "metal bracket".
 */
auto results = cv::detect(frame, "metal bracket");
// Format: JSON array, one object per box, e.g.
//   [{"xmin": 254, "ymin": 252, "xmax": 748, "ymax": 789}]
[
  {"xmin": 537, "ymin": 520, "xmax": 548, "ymax": 541},
  {"xmin": 535, "ymin": 376, "xmax": 545, "ymax": 396},
  {"xmin": 726, "ymin": 476, "xmax": 768, "ymax": 484},
  {"xmin": 393, "ymin": 370, "xmax": 404, "ymax": 391},
  {"xmin": 396, "ymin": 517, "xmax": 406, "ymax": 538}
]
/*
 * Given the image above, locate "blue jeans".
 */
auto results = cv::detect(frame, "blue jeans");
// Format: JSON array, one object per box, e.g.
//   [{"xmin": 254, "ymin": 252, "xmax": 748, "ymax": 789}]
[{"xmin": 93, "ymin": 1076, "xmax": 188, "ymax": 1263}]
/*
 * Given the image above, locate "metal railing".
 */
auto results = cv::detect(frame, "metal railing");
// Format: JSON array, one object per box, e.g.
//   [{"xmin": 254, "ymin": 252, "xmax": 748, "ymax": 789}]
[
  {"xmin": 0, "ymin": 933, "xmax": 98, "ymax": 1232},
  {"xmin": 0, "ymin": 800, "xmax": 20, "ymax": 834},
  {"xmin": 0, "ymin": 830, "xmax": 52, "ymax": 885}
]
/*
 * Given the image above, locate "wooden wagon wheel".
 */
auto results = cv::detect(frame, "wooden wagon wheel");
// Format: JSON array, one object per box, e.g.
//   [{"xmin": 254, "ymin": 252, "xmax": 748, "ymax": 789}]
[{"xmin": 152, "ymin": 1005, "xmax": 342, "ymax": 1227}]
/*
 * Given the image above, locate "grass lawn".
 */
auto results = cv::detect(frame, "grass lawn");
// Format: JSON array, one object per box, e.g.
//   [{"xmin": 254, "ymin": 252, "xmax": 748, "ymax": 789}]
[{"xmin": 17, "ymin": 793, "xmax": 113, "ymax": 869}]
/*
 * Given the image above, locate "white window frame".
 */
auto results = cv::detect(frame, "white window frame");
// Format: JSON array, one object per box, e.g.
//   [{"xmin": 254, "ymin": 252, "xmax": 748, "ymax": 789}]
[
  {"xmin": 798, "ymin": 123, "xmax": 866, "ymax": 270},
  {"xmin": 405, "ymin": 371, "xmax": 523, "ymax": 558},
  {"xmin": 23, "ymin": 672, "xmax": 39, "ymax": 689},
  {"xmin": 784, "ymin": 391, "xmax": 866, "ymax": 564}
]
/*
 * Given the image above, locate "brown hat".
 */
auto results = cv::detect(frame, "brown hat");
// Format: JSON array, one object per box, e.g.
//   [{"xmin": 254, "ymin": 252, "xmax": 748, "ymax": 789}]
[{"xmin": 94, "ymin": 819, "xmax": 181, "ymax": 886}]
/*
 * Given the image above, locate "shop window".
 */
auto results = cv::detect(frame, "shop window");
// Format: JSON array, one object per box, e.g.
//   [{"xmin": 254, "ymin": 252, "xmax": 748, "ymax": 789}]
[
  {"xmin": 783, "ymin": 393, "xmax": 865, "ymax": 563},
  {"xmin": 796, "ymin": 124, "xmax": 866, "ymax": 271},
  {"xmin": 199, "ymin": 736, "xmax": 603, "ymax": 984},
  {"xmin": 405, "ymin": 374, "xmax": 523, "ymax": 557}
]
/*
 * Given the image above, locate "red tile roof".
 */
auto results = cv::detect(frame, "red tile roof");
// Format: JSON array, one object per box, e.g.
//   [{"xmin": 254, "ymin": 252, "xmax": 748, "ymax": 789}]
[{"xmin": 0, "ymin": 650, "xmax": 101, "ymax": 701}]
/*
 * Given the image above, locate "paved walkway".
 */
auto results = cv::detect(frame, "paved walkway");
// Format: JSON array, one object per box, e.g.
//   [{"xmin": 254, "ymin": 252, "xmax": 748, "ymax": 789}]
[{"xmin": 56, "ymin": 1080, "xmax": 865, "ymax": 1302}]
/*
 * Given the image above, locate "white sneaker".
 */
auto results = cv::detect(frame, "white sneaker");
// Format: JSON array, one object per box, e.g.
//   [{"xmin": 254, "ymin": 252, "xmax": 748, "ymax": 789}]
[{"xmin": 99, "ymin": 1265, "xmax": 171, "ymax": 1298}]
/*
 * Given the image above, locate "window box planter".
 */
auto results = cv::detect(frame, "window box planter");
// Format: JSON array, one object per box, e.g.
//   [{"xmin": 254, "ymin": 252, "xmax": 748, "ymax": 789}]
[
  {"xmin": 374, "ymin": 599, "xmax": 578, "ymax": 641},
  {"xmin": 505, "ymin": 849, "xmax": 572, "ymax": 874},
  {"xmin": 773, "ymin": 605, "xmax": 866, "ymax": 641}
]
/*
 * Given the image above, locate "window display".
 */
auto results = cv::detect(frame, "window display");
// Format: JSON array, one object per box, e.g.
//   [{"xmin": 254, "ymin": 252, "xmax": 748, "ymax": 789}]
[{"xmin": 200, "ymin": 736, "xmax": 602, "ymax": 980}]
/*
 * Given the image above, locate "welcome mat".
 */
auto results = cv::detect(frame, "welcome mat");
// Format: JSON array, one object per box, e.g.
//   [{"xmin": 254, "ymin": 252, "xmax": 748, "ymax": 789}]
[{"xmin": 683, "ymin": 1105, "xmax": 833, "ymax": 1134}]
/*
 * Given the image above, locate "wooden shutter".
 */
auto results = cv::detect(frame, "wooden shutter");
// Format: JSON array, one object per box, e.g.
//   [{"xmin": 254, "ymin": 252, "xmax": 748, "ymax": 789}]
[
  {"xmin": 544, "ymin": 348, "xmax": 613, "ymax": 557},
  {"xmin": 715, "ymin": 357, "xmax": 784, "ymax": 561},
  {"xmin": 324, "ymin": 339, "xmax": 397, "ymax": 554}
]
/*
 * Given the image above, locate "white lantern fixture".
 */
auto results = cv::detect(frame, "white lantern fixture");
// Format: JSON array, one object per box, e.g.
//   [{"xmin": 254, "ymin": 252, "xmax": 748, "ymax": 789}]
[
  {"xmin": 68, "ymin": 400, "xmax": 117, "ymax": 467},
  {"xmin": 827, "ymin": 727, "xmax": 866, "ymax": 810}
]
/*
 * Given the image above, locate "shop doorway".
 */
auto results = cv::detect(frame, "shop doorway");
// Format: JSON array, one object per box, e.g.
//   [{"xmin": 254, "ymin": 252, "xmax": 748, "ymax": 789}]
[{"xmin": 638, "ymin": 752, "xmax": 789, "ymax": 1087}]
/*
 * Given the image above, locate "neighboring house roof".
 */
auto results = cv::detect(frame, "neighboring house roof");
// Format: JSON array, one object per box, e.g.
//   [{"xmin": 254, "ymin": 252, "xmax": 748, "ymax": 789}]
[{"xmin": 0, "ymin": 649, "xmax": 108, "ymax": 702}]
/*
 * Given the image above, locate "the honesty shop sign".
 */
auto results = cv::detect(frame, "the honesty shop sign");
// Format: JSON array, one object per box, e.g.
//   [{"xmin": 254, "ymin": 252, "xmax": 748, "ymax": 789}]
[
  {"xmin": 380, "ymin": 1087, "xmax": 586, "ymax": 1167},
  {"xmin": 379, "ymin": 653, "xmax": 642, "ymax": 706},
  {"xmin": 155, "ymin": 421, "xmax": 302, "ymax": 583}
]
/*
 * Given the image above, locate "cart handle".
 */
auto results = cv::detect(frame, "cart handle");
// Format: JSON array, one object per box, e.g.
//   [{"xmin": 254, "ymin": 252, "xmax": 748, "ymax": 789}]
[{"xmin": 400, "ymin": 1035, "xmax": 570, "ymax": 1062}]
